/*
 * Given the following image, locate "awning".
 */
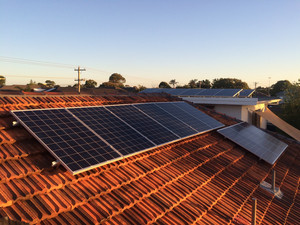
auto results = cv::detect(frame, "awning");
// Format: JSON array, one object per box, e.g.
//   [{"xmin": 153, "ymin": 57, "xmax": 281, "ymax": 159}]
[{"xmin": 255, "ymin": 108, "xmax": 300, "ymax": 142}]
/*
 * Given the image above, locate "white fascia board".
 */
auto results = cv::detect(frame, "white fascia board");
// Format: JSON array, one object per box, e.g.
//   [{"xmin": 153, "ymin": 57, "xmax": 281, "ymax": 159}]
[{"xmin": 182, "ymin": 97, "xmax": 258, "ymax": 106}]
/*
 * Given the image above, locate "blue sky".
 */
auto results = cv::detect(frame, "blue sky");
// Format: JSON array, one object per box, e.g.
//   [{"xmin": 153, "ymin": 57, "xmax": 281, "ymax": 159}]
[{"xmin": 1, "ymin": 1, "xmax": 300, "ymax": 88}]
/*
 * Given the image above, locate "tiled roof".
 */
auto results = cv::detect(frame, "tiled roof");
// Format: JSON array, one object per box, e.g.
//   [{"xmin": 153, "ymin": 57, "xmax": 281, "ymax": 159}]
[{"xmin": 0, "ymin": 95, "xmax": 298, "ymax": 225}]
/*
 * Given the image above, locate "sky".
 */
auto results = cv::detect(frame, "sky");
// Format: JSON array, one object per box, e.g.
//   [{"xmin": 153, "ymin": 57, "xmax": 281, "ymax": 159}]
[{"xmin": 0, "ymin": 1, "xmax": 300, "ymax": 88}]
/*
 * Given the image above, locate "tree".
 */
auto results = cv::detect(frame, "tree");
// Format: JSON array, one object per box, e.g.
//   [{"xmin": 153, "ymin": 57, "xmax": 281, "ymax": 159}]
[
  {"xmin": 45, "ymin": 80, "xmax": 56, "ymax": 88},
  {"xmin": 270, "ymin": 80, "xmax": 292, "ymax": 96},
  {"xmin": 109, "ymin": 73, "xmax": 126, "ymax": 84},
  {"xmin": 212, "ymin": 78, "xmax": 249, "ymax": 89},
  {"xmin": 100, "ymin": 73, "xmax": 126, "ymax": 88},
  {"xmin": 159, "ymin": 81, "xmax": 171, "ymax": 88},
  {"xmin": 169, "ymin": 79, "xmax": 178, "ymax": 88},
  {"xmin": 188, "ymin": 79, "xmax": 198, "ymax": 88},
  {"xmin": 84, "ymin": 79, "xmax": 97, "ymax": 88},
  {"xmin": 281, "ymin": 80, "xmax": 300, "ymax": 129},
  {"xmin": 199, "ymin": 79, "xmax": 211, "ymax": 88},
  {"xmin": 0, "ymin": 76, "xmax": 6, "ymax": 87}
]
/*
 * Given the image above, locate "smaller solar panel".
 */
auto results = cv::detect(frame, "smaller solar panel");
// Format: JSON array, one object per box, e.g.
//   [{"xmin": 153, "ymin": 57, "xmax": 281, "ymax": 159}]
[
  {"xmin": 217, "ymin": 122, "xmax": 288, "ymax": 164},
  {"xmin": 239, "ymin": 89, "xmax": 255, "ymax": 97}
]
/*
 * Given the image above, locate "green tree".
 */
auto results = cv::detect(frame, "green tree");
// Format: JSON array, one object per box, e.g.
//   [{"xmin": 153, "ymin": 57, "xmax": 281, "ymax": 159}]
[
  {"xmin": 212, "ymin": 78, "xmax": 249, "ymax": 89},
  {"xmin": 45, "ymin": 80, "xmax": 56, "ymax": 88},
  {"xmin": 84, "ymin": 79, "xmax": 97, "ymax": 88},
  {"xmin": 0, "ymin": 76, "xmax": 6, "ymax": 87},
  {"xmin": 169, "ymin": 79, "xmax": 178, "ymax": 88},
  {"xmin": 281, "ymin": 80, "xmax": 300, "ymax": 129},
  {"xmin": 159, "ymin": 81, "xmax": 171, "ymax": 88},
  {"xmin": 109, "ymin": 73, "xmax": 126, "ymax": 84},
  {"xmin": 270, "ymin": 80, "xmax": 292, "ymax": 96},
  {"xmin": 188, "ymin": 79, "xmax": 198, "ymax": 88},
  {"xmin": 199, "ymin": 79, "xmax": 211, "ymax": 88}
]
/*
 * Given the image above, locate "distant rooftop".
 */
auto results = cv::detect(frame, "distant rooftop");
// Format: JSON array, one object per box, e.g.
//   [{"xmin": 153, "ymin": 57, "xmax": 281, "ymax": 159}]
[{"xmin": 141, "ymin": 88, "xmax": 255, "ymax": 98}]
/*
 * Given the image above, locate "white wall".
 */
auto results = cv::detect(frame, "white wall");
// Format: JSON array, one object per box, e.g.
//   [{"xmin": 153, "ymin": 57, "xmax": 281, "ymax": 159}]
[
  {"xmin": 214, "ymin": 105, "xmax": 242, "ymax": 120},
  {"xmin": 208, "ymin": 104, "xmax": 267, "ymax": 129}
]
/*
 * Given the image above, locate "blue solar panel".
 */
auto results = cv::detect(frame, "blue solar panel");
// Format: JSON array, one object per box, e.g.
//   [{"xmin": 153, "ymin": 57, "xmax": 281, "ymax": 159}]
[
  {"xmin": 172, "ymin": 102, "xmax": 224, "ymax": 129},
  {"xmin": 106, "ymin": 105, "xmax": 179, "ymax": 145},
  {"xmin": 239, "ymin": 89, "xmax": 255, "ymax": 97},
  {"xmin": 135, "ymin": 103, "xmax": 197, "ymax": 138},
  {"xmin": 213, "ymin": 89, "xmax": 242, "ymax": 97},
  {"xmin": 12, "ymin": 109, "xmax": 120, "ymax": 174},
  {"xmin": 155, "ymin": 102, "xmax": 223, "ymax": 132},
  {"xmin": 218, "ymin": 122, "xmax": 288, "ymax": 164},
  {"xmin": 68, "ymin": 107, "xmax": 155, "ymax": 156}
]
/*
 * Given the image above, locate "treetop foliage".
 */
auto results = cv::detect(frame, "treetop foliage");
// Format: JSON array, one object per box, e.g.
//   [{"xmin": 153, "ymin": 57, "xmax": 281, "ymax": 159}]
[
  {"xmin": 281, "ymin": 80, "xmax": 300, "ymax": 129},
  {"xmin": 159, "ymin": 81, "xmax": 171, "ymax": 88},
  {"xmin": 109, "ymin": 73, "xmax": 126, "ymax": 84},
  {"xmin": 0, "ymin": 75, "xmax": 6, "ymax": 87},
  {"xmin": 212, "ymin": 78, "xmax": 249, "ymax": 89},
  {"xmin": 270, "ymin": 80, "xmax": 292, "ymax": 96},
  {"xmin": 84, "ymin": 79, "xmax": 97, "ymax": 88}
]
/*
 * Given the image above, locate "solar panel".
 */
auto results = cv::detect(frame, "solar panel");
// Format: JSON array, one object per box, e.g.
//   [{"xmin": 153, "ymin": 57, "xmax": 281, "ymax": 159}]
[
  {"xmin": 134, "ymin": 103, "xmax": 197, "ymax": 138},
  {"xmin": 239, "ymin": 89, "xmax": 255, "ymax": 97},
  {"xmin": 11, "ymin": 109, "xmax": 121, "ymax": 174},
  {"xmin": 213, "ymin": 89, "xmax": 242, "ymax": 97},
  {"xmin": 106, "ymin": 105, "xmax": 179, "ymax": 145},
  {"xmin": 12, "ymin": 101, "xmax": 224, "ymax": 174},
  {"xmin": 155, "ymin": 102, "xmax": 224, "ymax": 132},
  {"xmin": 217, "ymin": 122, "xmax": 288, "ymax": 164},
  {"xmin": 68, "ymin": 107, "xmax": 155, "ymax": 156},
  {"xmin": 172, "ymin": 102, "xmax": 224, "ymax": 128}
]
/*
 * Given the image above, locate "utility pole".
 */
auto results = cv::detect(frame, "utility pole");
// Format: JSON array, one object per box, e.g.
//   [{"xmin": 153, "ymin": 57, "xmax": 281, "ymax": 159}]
[
  {"xmin": 74, "ymin": 66, "xmax": 86, "ymax": 94},
  {"xmin": 254, "ymin": 82, "xmax": 258, "ymax": 90},
  {"xmin": 268, "ymin": 77, "xmax": 271, "ymax": 96}
]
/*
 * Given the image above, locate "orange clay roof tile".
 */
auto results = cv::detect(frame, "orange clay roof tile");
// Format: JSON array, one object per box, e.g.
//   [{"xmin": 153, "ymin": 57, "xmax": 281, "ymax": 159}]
[{"xmin": 0, "ymin": 95, "xmax": 298, "ymax": 224}]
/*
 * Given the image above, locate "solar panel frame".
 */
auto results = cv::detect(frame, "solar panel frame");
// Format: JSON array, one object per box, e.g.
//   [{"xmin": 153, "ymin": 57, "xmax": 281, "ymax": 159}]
[{"xmin": 217, "ymin": 122, "xmax": 288, "ymax": 164}]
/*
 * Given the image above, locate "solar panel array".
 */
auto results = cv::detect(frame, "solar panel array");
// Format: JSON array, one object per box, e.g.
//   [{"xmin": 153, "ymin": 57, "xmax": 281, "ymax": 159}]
[
  {"xmin": 141, "ymin": 88, "xmax": 243, "ymax": 97},
  {"xmin": 12, "ymin": 102, "xmax": 224, "ymax": 174},
  {"xmin": 217, "ymin": 122, "xmax": 288, "ymax": 164}
]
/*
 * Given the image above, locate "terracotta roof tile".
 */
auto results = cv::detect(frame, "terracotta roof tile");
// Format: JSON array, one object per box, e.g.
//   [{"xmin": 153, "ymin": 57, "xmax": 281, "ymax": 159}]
[{"xmin": 0, "ymin": 95, "xmax": 298, "ymax": 224}]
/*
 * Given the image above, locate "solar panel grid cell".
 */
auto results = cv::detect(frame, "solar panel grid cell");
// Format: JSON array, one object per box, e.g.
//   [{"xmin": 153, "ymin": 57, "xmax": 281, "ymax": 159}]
[
  {"xmin": 134, "ymin": 103, "xmax": 197, "ymax": 138},
  {"xmin": 155, "ymin": 102, "xmax": 212, "ymax": 132},
  {"xmin": 68, "ymin": 107, "xmax": 155, "ymax": 156},
  {"xmin": 106, "ymin": 105, "xmax": 179, "ymax": 145},
  {"xmin": 172, "ymin": 102, "xmax": 224, "ymax": 129}
]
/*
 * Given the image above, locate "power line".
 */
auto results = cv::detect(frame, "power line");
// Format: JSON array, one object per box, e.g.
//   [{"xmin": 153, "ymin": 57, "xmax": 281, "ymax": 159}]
[{"xmin": 3, "ymin": 74, "xmax": 74, "ymax": 79}]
